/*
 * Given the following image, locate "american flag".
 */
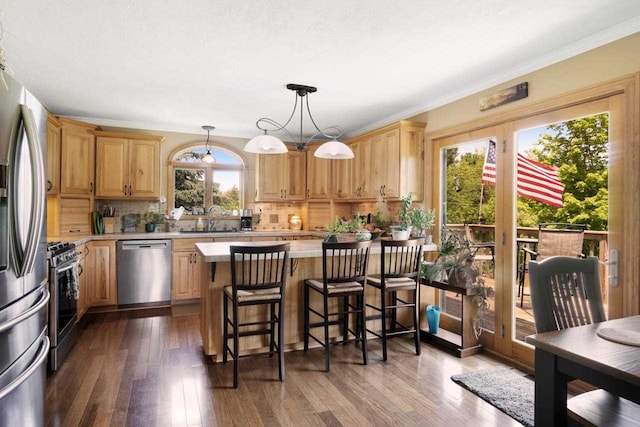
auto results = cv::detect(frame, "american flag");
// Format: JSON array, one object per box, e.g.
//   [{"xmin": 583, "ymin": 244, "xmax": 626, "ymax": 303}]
[{"xmin": 482, "ymin": 140, "xmax": 564, "ymax": 208}]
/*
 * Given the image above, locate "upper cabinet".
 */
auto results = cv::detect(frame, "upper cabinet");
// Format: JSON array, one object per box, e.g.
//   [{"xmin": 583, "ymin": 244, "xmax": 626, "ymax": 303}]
[
  {"xmin": 94, "ymin": 131, "xmax": 164, "ymax": 200},
  {"xmin": 347, "ymin": 120, "xmax": 424, "ymax": 201},
  {"xmin": 46, "ymin": 114, "xmax": 62, "ymax": 195},
  {"xmin": 59, "ymin": 118, "xmax": 98, "ymax": 195},
  {"xmin": 306, "ymin": 144, "xmax": 332, "ymax": 200},
  {"xmin": 255, "ymin": 150, "xmax": 306, "ymax": 202}
]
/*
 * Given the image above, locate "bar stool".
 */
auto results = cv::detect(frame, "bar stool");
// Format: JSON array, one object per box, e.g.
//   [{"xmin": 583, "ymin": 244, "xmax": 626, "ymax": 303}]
[
  {"xmin": 222, "ymin": 243, "xmax": 290, "ymax": 388},
  {"xmin": 303, "ymin": 240, "xmax": 371, "ymax": 372},
  {"xmin": 365, "ymin": 238, "xmax": 423, "ymax": 361}
]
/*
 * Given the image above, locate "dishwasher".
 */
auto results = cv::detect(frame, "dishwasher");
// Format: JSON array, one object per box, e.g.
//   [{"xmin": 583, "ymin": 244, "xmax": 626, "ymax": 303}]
[{"xmin": 117, "ymin": 240, "xmax": 172, "ymax": 306}]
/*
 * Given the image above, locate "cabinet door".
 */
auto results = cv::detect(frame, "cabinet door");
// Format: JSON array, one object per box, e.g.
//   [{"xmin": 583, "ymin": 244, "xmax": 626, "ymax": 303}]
[
  {"xmin": 59, "ymin": 196, "xmax": 92, "ymax": 236},
  {"xmin": 95, "ymin": 137, "xmax": 128, "ymax": 198},
  {"xmin": 371, "ymin": 128, "xmax": 401, "ymax": 199},
  {"xmin": 352, "ymin": 138, "xmax": 372, "ymax": 198},
  {"xmin": 46, "ymin": 118, "xmax": 61, "ymax": 195},
  {"xmin": 285, "ymin": 151, "xmax": 306, "ymax": 200},
  {"xmin": 172, "ymin": 252, "xmax": 195, "ymax": 300},
  {"xmin": 129, "ymin": 139, "xmax": 160, "ymax": 199},
  {"xmin": 60, "ymin": 127, "xmax": 95, "ymax": 195},
  {"xmin": 86, "ymin": 241, "xmax": 117, "ymax": 306},
  {"xmin": 76, "ymin": 244, "xmax": 87, "ymax": 320},
  {"xmin": 190, "ymin": 253, "xmax": 201, "ymax": 298},
  {"xmin": 370, "ymin": 133, "xmax": 386, "ymax": 198},
  {"xmin": 332, "ymin": 157, "xmax": 352, "ymax": 199},
  {"xmin": 256, "ymin": 154, "xmax": 286, "ymax": 201},
  {"xmin": 306, "ymin": 147, "xmax": 332, "ymax": 199}
]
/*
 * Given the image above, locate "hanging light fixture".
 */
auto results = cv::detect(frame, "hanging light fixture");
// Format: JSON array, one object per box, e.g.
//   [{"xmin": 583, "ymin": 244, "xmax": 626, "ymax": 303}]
[
  {"xmin": 201, "ymin": 125, "xmax": 215, "ymax": 163},
  {"xmin": 244, "ymin": 84, "xmax": 354, "ymax": 159}
]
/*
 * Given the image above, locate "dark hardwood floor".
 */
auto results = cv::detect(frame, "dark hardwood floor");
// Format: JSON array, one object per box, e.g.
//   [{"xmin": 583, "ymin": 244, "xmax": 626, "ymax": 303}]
[{"xmin": 46, "ymin": 305, "xmax": 521, "ymax": 426}]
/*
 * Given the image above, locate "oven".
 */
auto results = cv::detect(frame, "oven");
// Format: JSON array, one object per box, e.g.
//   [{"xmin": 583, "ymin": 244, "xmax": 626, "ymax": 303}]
[{"xmin": 47, "ymin": 242, "xmax": 80, "ymax": 371}]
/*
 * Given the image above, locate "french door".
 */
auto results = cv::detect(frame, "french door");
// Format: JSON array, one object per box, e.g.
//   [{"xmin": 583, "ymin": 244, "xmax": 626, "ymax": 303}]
[{"xmin": 430, "ymin": 88, "xmax": 632, "ymax": 366}]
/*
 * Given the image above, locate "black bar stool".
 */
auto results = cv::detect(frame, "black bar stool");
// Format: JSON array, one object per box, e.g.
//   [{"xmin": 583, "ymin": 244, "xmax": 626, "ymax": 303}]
[
  {"xmin": 222, "ymin": 243, "xmax": 290, "ymax": 388},
  {"xmin": 303, "ymin": 240, "xmax": 371, "ymax": 372},
  {"xmin": 365, "ymin": 238, "xmax": 423, "ymax": 361}
]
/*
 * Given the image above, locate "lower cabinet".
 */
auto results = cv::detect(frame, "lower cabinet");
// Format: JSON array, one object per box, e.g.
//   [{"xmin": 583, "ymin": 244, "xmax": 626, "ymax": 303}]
[
  {"xmin": 86, "ymin": 241, "xmax": 117, "ymax": 307},
  {"xmin": 172, "ymin": 239, "xmax": 210, "ymax": 300}
]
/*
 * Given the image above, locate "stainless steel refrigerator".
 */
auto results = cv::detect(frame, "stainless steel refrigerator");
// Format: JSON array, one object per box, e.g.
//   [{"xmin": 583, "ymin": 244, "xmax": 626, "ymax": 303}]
[{"xmin": 0, "ymin": 73, "xmax": 49, "ymax": 426}]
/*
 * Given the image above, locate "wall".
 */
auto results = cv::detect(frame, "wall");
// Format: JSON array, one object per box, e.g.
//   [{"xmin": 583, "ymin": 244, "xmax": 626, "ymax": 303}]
[{"xmin": 411, "ymin": 32, "xmax": 640, "ymax": 133}]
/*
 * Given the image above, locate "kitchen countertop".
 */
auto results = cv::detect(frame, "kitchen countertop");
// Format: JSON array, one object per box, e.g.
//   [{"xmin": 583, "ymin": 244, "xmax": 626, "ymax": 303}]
[
  {"xmin": 196, "ymin": 240, "xmax": 438, "ymax": 262},
  {"xmin": 47, "ymin": 230, "xmax": 323, "ymax": 246}
]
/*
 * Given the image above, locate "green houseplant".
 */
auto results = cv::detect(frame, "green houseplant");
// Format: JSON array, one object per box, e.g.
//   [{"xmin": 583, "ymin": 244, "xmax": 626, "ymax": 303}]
[
  {"xmin": 142, "ymin": 212, "xmax": 163, "ymax": 232},
  {"xmin": 409, "ymin": 206, "xmax": 436, "ymax": 243},
  {"xmin": 391, "ymin": 193, "xmax": 413, "ymax": 240},
  {"xmin": 425, "ymin": 230, "xmax": 495, "ymax": 338}
]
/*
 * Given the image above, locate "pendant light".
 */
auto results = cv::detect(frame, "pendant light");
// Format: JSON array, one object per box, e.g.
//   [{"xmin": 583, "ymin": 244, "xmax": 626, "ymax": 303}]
[
  {"xmin": 201, "ymin": 125, "xmax": 215, "ymax": 163},
  {"xmin": 244, "ymin": 84, "xmax": 354, "ymax": 159}
]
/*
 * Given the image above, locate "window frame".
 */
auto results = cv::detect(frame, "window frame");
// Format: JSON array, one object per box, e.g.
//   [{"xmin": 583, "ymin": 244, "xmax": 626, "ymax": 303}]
[{"xmin": 168, "ymin": 143, "xmax": 246, "ymax": 219}]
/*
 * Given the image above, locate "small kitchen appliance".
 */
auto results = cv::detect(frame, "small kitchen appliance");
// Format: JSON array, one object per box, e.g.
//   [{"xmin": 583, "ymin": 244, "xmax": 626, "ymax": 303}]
[{"xmin": 240, "ymin": 209, "xmax": 253, "ymax": 231}]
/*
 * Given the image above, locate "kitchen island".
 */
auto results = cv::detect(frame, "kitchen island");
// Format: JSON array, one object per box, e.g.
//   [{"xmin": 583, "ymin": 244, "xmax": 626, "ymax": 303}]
[{"xmin": 196, "ymin": 239, "xmax": 437, "ymax": 360}]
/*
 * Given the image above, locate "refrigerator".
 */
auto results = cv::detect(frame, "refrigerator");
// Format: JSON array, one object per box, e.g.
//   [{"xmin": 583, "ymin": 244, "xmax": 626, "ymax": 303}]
[{"xmin": 0, "ymin": 73, "xmax": 50, "ymax": 426}]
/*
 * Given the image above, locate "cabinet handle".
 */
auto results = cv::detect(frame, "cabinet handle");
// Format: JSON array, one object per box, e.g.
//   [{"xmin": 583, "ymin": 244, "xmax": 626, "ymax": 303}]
[
  {"xmin": 379, "ymin": 185, "xmax": 384, "ymax": 196},
  {"xmin": 85, "ymin": 246, "xmax": 90, "ymax": 255},
  {"xmin": 78, "ymin": 264, "xmax": 83, "ymax": 276},
  {"xmin": 124, "ymin": 184, "xmax": 128, "ymax": 195},
  {"xmin": 382, "ymin": 184, "xmax": 386, "ymax": 197},
  {"xmin": 47, "ymin": 180, "xmax": 52, "ymax": 191},
  {"xmin": 307, "ymin": 189, "xmax": 310, "ymax": 198},
  {"xmin": 90, "ymin": 182, "xmax": 93, "ymax": 193},
  {"xmin": 69, "ymin": 229, "xmax": 82, "ymax": 233},
  {"xmin": 129, "ymin": 185, "xmax": 133, "ymax": 196},
  {"xmin": 283, "ymin": 189, "xmax": 287, "ymax": 199}
]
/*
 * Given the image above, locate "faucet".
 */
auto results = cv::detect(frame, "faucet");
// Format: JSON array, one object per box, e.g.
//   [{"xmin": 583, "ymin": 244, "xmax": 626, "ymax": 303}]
[{"xmin": 206, "ymin": 205, "xmax": 217, "ymax": 231}]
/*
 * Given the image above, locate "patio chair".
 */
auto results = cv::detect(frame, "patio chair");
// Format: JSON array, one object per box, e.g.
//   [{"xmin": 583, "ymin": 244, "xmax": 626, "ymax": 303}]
[
  {"xmin": 463, "ymin": 222, "xmax": 495, "ymax": 266},
  {"xmin": 517, "ymin": 223, "xmax": 586, "ymax": 307}
]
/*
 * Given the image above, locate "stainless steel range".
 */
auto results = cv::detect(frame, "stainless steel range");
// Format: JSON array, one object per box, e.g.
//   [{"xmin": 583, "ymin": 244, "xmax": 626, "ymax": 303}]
[{"xmin": 47, "ymin": 242, "xmax": 80, "ymax": 371}]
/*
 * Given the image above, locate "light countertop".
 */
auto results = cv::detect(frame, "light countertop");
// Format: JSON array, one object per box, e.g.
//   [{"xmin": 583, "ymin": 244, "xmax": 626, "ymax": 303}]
[{"xmin": 195, "ymin": 240, "xmax": 438, "ymax": 262}]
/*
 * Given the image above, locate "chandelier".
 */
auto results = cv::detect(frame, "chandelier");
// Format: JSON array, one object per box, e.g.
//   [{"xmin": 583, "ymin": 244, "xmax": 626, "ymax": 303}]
[
  {"xmin": 201, "ymin": 125, "xmax": 216, "ymax": 163},
  {"xmin": 244, "ymin": 84, "xmax": 354, "ymax": 159}
]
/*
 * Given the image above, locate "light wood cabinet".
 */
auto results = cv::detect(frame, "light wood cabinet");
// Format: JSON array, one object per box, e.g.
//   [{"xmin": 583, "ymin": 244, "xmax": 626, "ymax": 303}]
[
  {"xmin": 76, "ymin": 243, "xmax": 88, "ymax": 320},
  {"xmin": 306, "ymin": 145, "xmax": 332, "ymax": 200},
  {"xmin": 46, "ymin": 115, "xmax": 62, "ymax": 195},
  {"xmin": 172, "ymin": 238, "xmax": 210, "ymax": 300},
  {"xmin": 47, "ymin": 195, "xmax": 93, "ymax": 237},
  {"xmin": 86, "ymin": 240, "xmax": 117, "ymax": 306},
  {"xmin": 95, "ymin": 131, "xmax": 164, "ymax": 200},
  {"xmin": 332, "ymin": 157, "xmax": 353, "ymax": 199},
  {"xmin": 255, "ymin": 150, "xmax": 306, "ymax": 201},
  {"xmin": 59, "ymin": 118, "xmax": 97, "ymax": 195},
  {"xmin": 347, "ymin": 120, "xmax": 424, "ymax": 201}
]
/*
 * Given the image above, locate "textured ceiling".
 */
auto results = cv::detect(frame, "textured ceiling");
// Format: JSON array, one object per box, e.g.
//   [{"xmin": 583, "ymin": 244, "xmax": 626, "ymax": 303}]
[{"xmin": 1, "ymin": 1, "xmax": 640, "ymax": 140}]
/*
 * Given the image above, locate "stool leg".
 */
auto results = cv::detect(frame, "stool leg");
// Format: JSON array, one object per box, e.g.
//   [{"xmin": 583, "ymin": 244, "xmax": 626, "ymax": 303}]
[
  {"xmin": 360, "ymin": 290, "xmax": 368, "ymax": 365},
  {"xmin": 303, "ymin": 284, "xmax": 309, "ymax": 352},
  {"xmin": 223, "ymin": 293, "xmax": 228, "ymax": 364},
  {"xmin": 381, "ymin": 288, "xmax": 388, "ymax": 362},
  {"xmin": 323, "ymin": 293, "xmax": 330, "ymax": 372},
  {"xmin": 233, "ymin": 299, "xmax": 239, "ymax": 389},
  {"xmin": 269, "ymin": 302, "xmax": 276, "ymax": 357},
  {"xmin": 413, "ymin": 286, "xmax": 420, "ymax": 355},
  {"xmin": 391, "ymin": 291, "xmax": 398, "ymax": 332},
  {"xmin": 278, "ymin": 300, "xmax": 285, "ymax": 382},
  {"xmin": 342, "ymin": 295, "xmax": 349, "ymax": 345}
]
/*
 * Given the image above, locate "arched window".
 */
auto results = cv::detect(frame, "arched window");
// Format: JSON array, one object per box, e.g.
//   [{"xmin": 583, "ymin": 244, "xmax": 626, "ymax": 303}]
[{"xmin": 169, "ymin": 145, "xmax": 245, "ymax": 217}]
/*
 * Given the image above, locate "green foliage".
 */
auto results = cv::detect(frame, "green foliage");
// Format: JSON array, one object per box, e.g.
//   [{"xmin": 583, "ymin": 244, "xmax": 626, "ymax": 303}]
[
  {"xmin": 398, "ymin": 193, "xmax": 413, "ymax": 229},
  {"xmin": 374, "ymin": 211, "xmax": 391, "ymax": 228},
  {"xmin": 409, "ymin": 207, "xmax": 436, "ymax": 235},
  {"xmin": 212, "ymin": 184, "xmax": 241, "ymax": 211},
  {"xmin": 325, "ymin": 216, "xmax": 349, "ymax": 234},
  {"xmin": 174, "ymin": 169, "xmax": 205, "ymax": 213}
]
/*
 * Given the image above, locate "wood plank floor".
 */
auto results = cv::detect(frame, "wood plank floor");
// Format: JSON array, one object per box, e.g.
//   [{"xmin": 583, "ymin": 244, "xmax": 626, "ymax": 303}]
[{"xmin": 46, "ymin": 305, "xmax": 522, "ymax": 427}]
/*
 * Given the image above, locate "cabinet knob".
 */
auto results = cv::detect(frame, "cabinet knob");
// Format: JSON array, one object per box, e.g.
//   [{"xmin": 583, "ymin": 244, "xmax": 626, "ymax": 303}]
[
  {"xmin": 90, "ymin": 182, "xmax": 94, "ymax": 193},
  {"xmin": 47, "ymin": 180, "xmax": 53, "ymax": 191}
]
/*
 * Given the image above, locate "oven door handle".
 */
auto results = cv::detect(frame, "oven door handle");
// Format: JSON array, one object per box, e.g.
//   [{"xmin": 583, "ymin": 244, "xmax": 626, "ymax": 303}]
[
  {"xmin": 56, "ymin": 262, "xmax": 77, "ymax": 274},
  {"xmin": 0, "ymin": 287, "xmax": 49, "ymax": 334}
]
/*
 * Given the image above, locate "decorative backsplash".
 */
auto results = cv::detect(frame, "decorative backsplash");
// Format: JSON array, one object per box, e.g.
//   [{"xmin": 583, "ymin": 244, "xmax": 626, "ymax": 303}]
[{"xmin": 251, "ymin": 202, "xmax": 303, "ymax": 230}]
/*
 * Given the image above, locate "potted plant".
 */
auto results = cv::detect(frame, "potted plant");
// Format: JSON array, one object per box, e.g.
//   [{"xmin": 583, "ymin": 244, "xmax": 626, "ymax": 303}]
[
  {"xmin": 142, "ymin": 212, "xmax": 162, "ymax": 232},
  {"xmin": 409, "ymin": 206, "xmax": 436, "ymax": 243},
  {"xmin": 425, "ymin": 230, "xmax": 495, "ymax": 338},
  {"xmin": 391, "ymin": 193, "xmax": 413, "ymax": 240},
  {"xmin": 324, "ymin": 215, "xmax": 350, "ymax": 242}
]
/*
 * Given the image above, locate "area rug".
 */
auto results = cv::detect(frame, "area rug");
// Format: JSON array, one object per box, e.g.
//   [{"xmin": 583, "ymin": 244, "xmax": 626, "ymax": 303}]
[{"xmin": 451, "ymin": 367, "xmax": 534, "ymax": 427}]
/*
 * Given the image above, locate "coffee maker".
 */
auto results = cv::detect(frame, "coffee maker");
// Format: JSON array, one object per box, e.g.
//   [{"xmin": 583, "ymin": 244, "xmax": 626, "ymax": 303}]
[{"xmin": 240, "ymin": 209, "xmax": 252, "ymax": 231}]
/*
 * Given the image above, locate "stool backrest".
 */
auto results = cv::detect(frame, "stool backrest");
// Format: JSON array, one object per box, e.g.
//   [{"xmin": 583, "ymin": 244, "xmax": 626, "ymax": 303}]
[
  {"xmin": 381, "ymin": 238, "xmax": 424, "ymax": 283},
  {"xmin": 529, "ymin": 255, "xmax": 605, "ymax": 333},
  {"xmin": 230, "ymin": 243, "xmax": 290, "ymax": 292},
  {"xmin": 322, "ymin": 241, "xmax": 372, "ymax": 285}
]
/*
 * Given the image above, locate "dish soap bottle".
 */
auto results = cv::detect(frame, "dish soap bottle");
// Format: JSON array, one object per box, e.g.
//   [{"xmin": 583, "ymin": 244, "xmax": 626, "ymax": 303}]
[{"xmin": 196, "ymin": 218, "xmax": 204, "ymax": 231}]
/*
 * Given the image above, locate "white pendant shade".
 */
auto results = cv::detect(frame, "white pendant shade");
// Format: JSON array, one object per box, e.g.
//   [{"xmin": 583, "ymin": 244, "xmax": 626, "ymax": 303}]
[
  {"xmin": 314, "ymin": 140, "xmax": 354, "ymax": 159},
  {"xmin": 244, "ymin": 134, "xmax": 288, "ymax": 154},
  {"xmin": 202, "ymin": 150, "xmax": 215, "ymax": 163}
]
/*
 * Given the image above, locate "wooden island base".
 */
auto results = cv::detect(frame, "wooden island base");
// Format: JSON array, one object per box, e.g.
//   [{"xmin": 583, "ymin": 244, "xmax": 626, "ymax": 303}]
[{"xmin": 197, "ymin": 240, "xmax": 437, "ymax": 361}]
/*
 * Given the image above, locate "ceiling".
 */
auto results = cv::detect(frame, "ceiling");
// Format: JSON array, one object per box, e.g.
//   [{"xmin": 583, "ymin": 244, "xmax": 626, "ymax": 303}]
[{"xmin": 2, "ymin": 1, "xmax": 640, "ymax": 141}]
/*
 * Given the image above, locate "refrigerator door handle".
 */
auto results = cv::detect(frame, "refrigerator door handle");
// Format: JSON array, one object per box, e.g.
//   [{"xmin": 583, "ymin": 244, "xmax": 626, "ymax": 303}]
[
  {"xmin": 16, "ymin": 105, "xmax": 45, "ymax": 277},
  {"xmin": 0, "ymin": 287, "xmax": 49, "ymax": 334},
  {"xmin": 0, "ymin": 336, "xmax": 49, "ymax": 401}
]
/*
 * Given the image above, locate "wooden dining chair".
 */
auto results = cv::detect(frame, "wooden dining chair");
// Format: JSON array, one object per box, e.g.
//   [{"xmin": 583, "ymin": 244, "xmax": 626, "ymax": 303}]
[
  {"xmin": 365, "ymin": 238, "xmax": 424, "ymax": 361},
  {"xmin": 222, "ymin": 243, "xmax": 290, "ymax": 388},
  {"xmin": 303, "ymin": 240, "xmax": 371, "ymax": 372},
  {"xmin": 527, "ymin": 255, "xmax": 637, "ymax": 426},
  {"xmin": 529, "ymin": 255, "xmax": 605, "ymax": 333}
]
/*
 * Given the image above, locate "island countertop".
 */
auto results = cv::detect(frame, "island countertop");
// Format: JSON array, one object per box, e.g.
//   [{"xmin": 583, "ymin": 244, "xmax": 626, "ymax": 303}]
[{"xmin": 195, "ymin": 239, "xmax": 438, "ymax": 262}]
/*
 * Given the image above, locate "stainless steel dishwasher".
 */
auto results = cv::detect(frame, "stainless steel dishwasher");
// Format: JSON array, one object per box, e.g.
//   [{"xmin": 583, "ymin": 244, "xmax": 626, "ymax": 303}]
[{"xmin": 117, "ymin": 240, "xmax": 172, "ymax": 306}]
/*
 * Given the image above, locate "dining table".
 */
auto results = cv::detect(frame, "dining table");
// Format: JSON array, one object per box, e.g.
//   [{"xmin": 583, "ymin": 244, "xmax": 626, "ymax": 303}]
[{"xmin": 525, "ymin": 315, "xmax": 640, "ymax": 426}]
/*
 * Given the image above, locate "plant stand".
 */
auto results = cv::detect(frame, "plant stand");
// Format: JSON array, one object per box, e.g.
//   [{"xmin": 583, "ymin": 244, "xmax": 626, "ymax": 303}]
[{"xmin": 419, "ymin": 278, "xmax": 483, "ymax": 358}]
